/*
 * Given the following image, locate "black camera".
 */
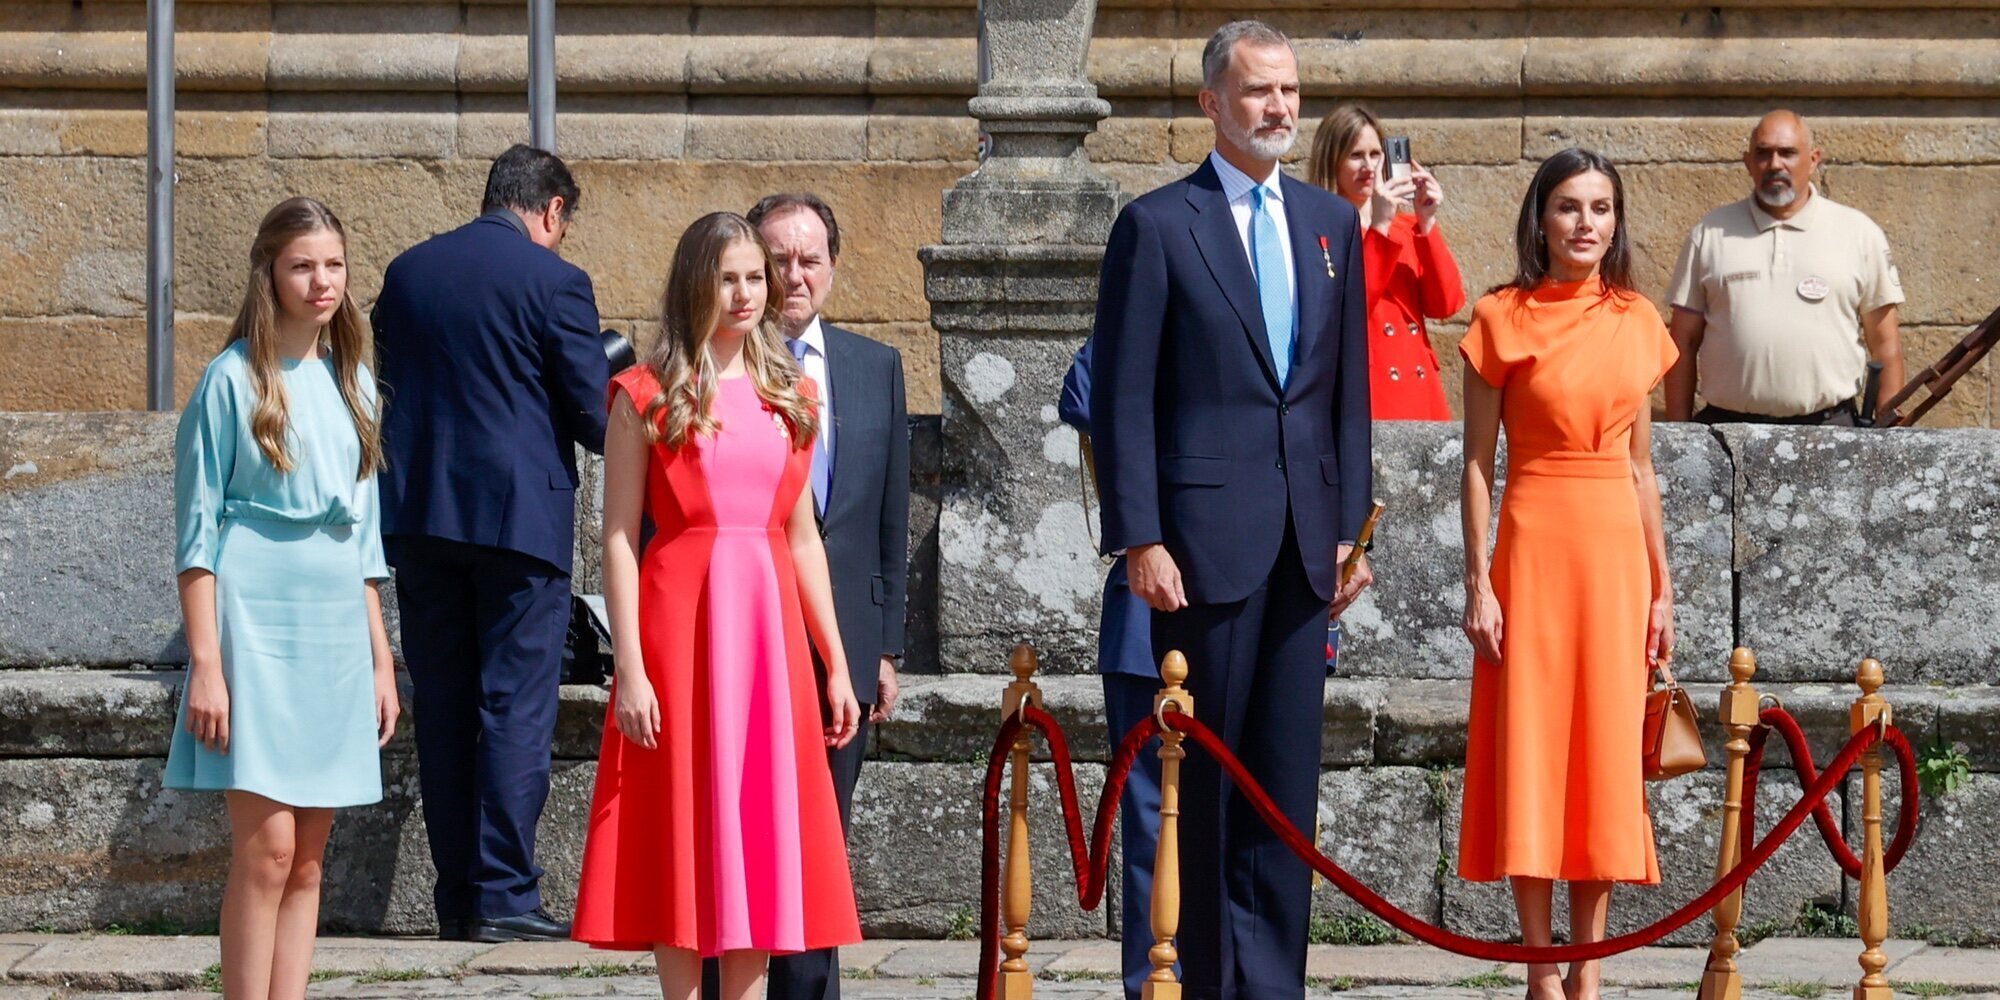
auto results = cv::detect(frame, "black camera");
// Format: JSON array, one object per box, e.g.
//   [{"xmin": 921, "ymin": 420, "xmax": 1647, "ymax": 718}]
[{"xmin": 601, "ymin": 328, "xmax": 636, "ymax": 374}]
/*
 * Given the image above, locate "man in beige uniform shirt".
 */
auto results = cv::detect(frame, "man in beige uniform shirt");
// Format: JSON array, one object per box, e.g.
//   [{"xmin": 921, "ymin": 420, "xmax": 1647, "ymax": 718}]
[{"xmin": 1665, "ymin": 110, "xmax": 1905, "ymax": 424}]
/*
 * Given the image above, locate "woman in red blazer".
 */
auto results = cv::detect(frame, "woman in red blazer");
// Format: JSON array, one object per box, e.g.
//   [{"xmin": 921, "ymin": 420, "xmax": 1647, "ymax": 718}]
[{"xmin": 1309, "ymin": 103, "xmax": 1467, "ymax": 420}]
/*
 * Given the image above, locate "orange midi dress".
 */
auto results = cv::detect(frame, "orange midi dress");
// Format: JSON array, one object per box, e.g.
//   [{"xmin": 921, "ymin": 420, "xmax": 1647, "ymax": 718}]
[{"xmin": 1455, "ymin": 278, "xmax": 1675, "ymax": 885}]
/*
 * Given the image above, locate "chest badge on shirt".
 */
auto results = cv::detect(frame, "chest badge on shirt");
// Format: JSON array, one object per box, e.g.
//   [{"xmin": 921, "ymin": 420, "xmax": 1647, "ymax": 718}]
[
  {"xmin": 1317, "ymin": 235, "xmax": 1336, "ymax": 278},
  {"xmin": 1797, "ymin": 275, "xmax": 1830, "ymax": 302}
]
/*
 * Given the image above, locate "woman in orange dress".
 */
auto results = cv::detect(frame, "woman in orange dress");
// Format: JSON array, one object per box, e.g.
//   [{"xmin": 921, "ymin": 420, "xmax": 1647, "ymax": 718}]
[
  {"xmin": 1456, "ymin": 148, "xmax": 1676, "ymax": 1000},
  {"xmin": 1307, "ymin": 102, "xmax": 1466, "ymax": 419},
  {"xmin": 573, "ymin": 212, "xmax": 863, "ymax": 1000}
]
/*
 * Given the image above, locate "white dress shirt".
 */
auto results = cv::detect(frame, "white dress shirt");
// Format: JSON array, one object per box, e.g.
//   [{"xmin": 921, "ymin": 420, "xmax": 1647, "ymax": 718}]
[
  {"xmin": 1208, "ymin": 150, "xmax": 1296, "ymax": 308},
  {"xmin": 790, "ymin": 316, "xmax": 833, "ymax": 459}
]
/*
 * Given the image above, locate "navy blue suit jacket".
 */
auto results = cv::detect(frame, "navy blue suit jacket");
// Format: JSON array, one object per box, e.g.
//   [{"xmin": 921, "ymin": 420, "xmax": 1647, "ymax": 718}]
[
  {"xmin": 814, "ymin": 323, "xmax": 910, "ymax": 698},
  {"xmin": 371, "ymin": 213, "xmax": 611, "ymax": 574},
  {"xmin": 1090, "ymin": 159, "xmax": 1372, "ymax": 605}
]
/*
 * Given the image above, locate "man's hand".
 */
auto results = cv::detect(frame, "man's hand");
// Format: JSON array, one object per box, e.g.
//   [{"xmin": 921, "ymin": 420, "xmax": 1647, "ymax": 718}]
[
  {"xmin": 871, "ymin": 657, "xmax": 900, "ymax": 724},
  {"xmin": 1128, "ymin": 543, "xmax": 1188, "ymax": 612},
  {"xmin": 1331, "ymin": 544, "xmax": 1373, "ymax": 619}
]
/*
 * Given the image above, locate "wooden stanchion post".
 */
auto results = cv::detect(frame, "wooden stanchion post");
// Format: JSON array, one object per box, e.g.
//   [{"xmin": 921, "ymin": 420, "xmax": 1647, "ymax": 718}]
[
  {"xmin": 1000, "ymin": 644, "xmax": 1044, "ymax": 1000},
  {"xmin": 1851, "ymin": 658, "xmax": 1893, "ymax": 1000},
  {"xmin": 1701, "ymin": 648, "xmax": 1762, "ymax": 1000},
  {"xmin": 1143, "ymin": 651, "xmax": 1192, "ymax": 1000}
]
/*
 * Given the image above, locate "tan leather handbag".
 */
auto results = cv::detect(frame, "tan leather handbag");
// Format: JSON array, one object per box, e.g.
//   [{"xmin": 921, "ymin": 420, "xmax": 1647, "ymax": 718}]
[{"xmin": 1642, "ymin": 657, "xmax": 1707, "ymax": 781}]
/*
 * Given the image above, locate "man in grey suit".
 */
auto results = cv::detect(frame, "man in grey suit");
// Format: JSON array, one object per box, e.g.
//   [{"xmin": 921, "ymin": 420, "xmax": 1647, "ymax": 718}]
[{"xmin": 744, "ymin": 192, "xmax": 909, "ymax": 999}]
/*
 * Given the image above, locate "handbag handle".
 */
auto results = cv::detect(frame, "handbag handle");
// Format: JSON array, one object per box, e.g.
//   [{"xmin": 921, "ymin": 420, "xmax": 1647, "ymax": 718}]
[{"xmin": 1651, "ymin": 653, "xmax": 1678, "ymax": 689}]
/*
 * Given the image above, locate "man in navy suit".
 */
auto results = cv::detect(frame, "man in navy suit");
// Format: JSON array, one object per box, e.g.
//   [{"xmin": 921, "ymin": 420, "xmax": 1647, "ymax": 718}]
[
  {"xmin": 371, "ymin": 144, "xmax": 609, "ymax": 943},
  {"xmin": 1090, "ymin": 21, "xmax": 1374, "ymax": 999}
]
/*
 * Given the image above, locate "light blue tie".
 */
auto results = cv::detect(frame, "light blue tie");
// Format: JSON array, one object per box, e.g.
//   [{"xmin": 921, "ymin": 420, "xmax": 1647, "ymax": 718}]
[
  {"xmin": 1250, "ymin": 185, "xmax": 1295, "ymax": 386},
  {"xmin": 788, "ymin": 338, "xmax": 832, "ymax": 514}
]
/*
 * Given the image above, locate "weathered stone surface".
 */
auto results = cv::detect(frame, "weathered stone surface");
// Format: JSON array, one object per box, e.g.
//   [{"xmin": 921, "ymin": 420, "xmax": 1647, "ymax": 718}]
[
  {"xmin": 267, "ymin": 3, "xmax": 460, "ymax": 91},
  {"xmin": 0, "ymin": 92, "xmax": 265, "ymax": 159},
  {"xmin": 1937, "ymin": 685, "xmax": 2000, "ymax": 773},
  {"xmin": 1374, "ymin": 680, "xmax": 1471, "ymax": 765},
  {"xmin": 1730, "ymin": 426, "xmax": 2000, "ymax": 684},
  {"xmin": 689, "ymin": 8, "xmax": 872, "ymax": 95},
  {"xmin": 7, "ymin": 934, "xmax": 217, "ymax": 991},
  {"xmin": 0, "ymin": 2, "xmax": 269, "ymax": 91},
  {"xmin": 457, "ymin": 94, "xmax": 689, "ymax": 162},
  {"xmin": 868, "ymin": 98, "xmax": 980, "ymax": 164},
  {"xmin": 1525, "ymin": 108, "xmax": 2000, "ymax": 167},
  {"xmin": 267, "ymin": 92, "xmax": 457, "ymax": 159},
  {"xmin": 1338, "ymin": 422, "xmax": 1732, "ymax": 682},
  {"xmin": 0, "ymin": 671, "xmax": 179, "ymax": 757},
  {"xmin": 850, "ymin": 762, "xmax": 1113, "ymax": 939},
  {"xmin": 935, "ymin": 334, "xmax": 1103, "ymax": 675},
  {"xmin": 0, "ymin": 315, "xmax": 233, "ymax": 411},
  {"xmin": 456, "ymin": 5, "xmax": 693, "ymax": 93},
  {"xmin": 879, "ymin": 674, "xmax": 1107, "ymax": 763},
  {"xmin": 1311, "ymin": 767, "xmax": 1443, "ymax": 927},
  {"xmin": 685, "ymin": 96, "xmax": 871, "ymax": 161},
  {"xmin": 1858, "ymin": 771, "xmax": 2000, "ymax": 943}
]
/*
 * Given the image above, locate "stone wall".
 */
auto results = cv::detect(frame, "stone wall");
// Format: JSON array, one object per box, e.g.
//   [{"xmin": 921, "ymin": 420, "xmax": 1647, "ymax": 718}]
[
  {"xmin": 3, "ymin": 413, "xmax": 1999, "ymax": 940},
  {"xmin": 4, "ymin": 1, "xmax": 1998, "ymax": 426}
]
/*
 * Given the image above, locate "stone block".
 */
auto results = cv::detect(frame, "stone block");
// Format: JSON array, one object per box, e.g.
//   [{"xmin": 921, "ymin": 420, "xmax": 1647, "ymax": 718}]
[
  {"xmin": 0, "ymin": 671, "xmax": 178, "ymax": 757},
  {"xmin": 1830, "ymin": 166, "xmax": 2000, "ymax": 328},
  {"xmin": 1440, "ymin": 768, "xmax": 1843, "ymax": 946},
  {"xmin": 7, "ymin": 934, "xmax": 218, "ymax": 991},
  {"xmin": 867, "ymin": 97, "xmax": 979, "ymax": 164},
  {"xmin": 0, "ymin": 315, "xmax": 233, "ymax": 411},
  {"xmin": 1730, "ymin": 426, "xmax": 2000, "ymax": 684},
  {"xmin": 1337, "ymin": 422, "xmax": 1731, "ymax": 682},
  {"xmin": 1894, "ymin": 324, "xmax": 1993, "ymax": 430},
  {"xmin": 936, "ymin": 334, "xmax": 1104, "ymax": 675},
  {"xmin": 1526, "ymin": 107, "xmax": 2000, "ymax": 168},
  {"xmin": 0, "ymin": 157, "xmax": 148, "ymax": 320},
  {"xmin": 685, "ymin": 95, "xmax": 870, "ymax": 161},
  {"xmin": 268, "ymin": 3, "xmax": 459, "ymax": 91},
  {"xmin": 0, "ymin": 92, "xmax": 264, "ymax": 158},
  {"xmin": 1374, "ymin": 680, "xmax": 1470, "ymax": 765},
  {"xmin": 1856, "ymin": 771, "xmax": 2000, "ymax": 944},
  {"xmin": 1087, "ymin": 100, "xmax": 1172, "ymax": 164},
  {"xmin": 1295, "ymin": 104, "xmax": 1523, "ymax": 169},
  {"xmin": 458, "ymin": 5, "xmax": 693, "ymax": 93},
  {"xmin": 0, "ymin": 2, "xmax": 268, "ymax": 91},
  {"xmin": 871, "ymin": 8, "xmax": 978, "ymax": 96},
  {"xmin": 0, "ymin": 414, "xmax": 184, "ymax": 667},
  {"xmin": 877, "ymin": 674, "xmax": 1109, "ymax": 764},
  {"xmin": 1936, "ymin": 685, "xmax": 2000, "ymax": 773},
  {"xmin": 1311, "ymin": 766, "xmax": 1443, "ymax": 927},
  {"xmin": 849, "ymin": 762, "xmax": 1113, "ymax": 939},
  {"xmin": 1087, "ymin": 24, "xmax": 1175, "ymax": 99},
  {"xmin": 689, "ymin": 8, "xmax": 871, "ymax": 95},
  {"xmin": 1522, "ymin": 9, "xmax": 2000, "ymax": 99},
  {"xmin": 458, "ymin": 93, "xmax": 690, "ymax": 162},
  {"xmin": 266, "ymin": 92, "xmax": 457, "ymax": 159}
]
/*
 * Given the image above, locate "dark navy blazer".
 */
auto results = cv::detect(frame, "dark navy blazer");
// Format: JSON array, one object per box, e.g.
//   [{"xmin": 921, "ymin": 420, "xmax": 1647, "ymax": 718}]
[
  {"xmin": 814, "ymin": 323, "xmax": 910, "ymax": 698},
  {"xmin": 371, "ymin": 213, "xmax": 611, "ymax": 574},
  {"xmin": 1090, "ymin": 159, "xmax": 1372, "ymax": 605},
  {"xmin": 1059, "ymin": 340, "xmax": 1156, "ymax": 679}
]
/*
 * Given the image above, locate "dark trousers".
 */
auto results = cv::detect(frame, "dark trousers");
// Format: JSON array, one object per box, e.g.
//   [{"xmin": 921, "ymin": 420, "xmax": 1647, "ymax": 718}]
[
  {"xmin": 1151, "ymin": 526, "xmax": 1326, "ymax": 1000},
  {"xmin": 388, "ymin": 535, "xmax": 570, "ymax": 923},
  {"xmin": 703, "ymin": 703, "xmax": 872, "ymax": 1000},
  {"xmin": 1105, "ymin": 673, "xmax": 1167, "ymax": 1000}
]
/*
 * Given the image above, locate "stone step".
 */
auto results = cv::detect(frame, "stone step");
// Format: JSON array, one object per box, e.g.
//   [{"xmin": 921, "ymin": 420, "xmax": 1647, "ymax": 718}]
[{"xmin": 0, "ymin": 668, "xmax": 1994, "ymax": 940}]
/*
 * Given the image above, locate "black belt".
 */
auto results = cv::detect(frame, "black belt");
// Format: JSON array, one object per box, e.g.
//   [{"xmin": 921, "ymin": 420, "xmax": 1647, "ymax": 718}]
[{"xmin": 1695, "ymin": 400, "xmax": 1858, "ymax": 426}]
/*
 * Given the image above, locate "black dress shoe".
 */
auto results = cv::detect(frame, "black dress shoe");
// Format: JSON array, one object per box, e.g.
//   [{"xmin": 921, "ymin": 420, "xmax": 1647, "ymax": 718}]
[{"xmin": 466, "ymin": 907, "xmax": 572, "ymax": 942}]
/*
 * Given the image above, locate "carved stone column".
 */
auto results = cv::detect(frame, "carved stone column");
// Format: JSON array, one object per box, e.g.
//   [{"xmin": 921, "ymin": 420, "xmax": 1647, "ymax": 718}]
[{"xmin": 920, "ymin": 0, "xmax": 1121, "ymax": 673}]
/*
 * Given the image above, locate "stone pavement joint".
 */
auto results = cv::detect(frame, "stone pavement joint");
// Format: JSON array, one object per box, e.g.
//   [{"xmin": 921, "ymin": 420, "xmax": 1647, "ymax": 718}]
[{"xmin": 4, "ymin": 936, "xmax": 2000, "ymax": 998}]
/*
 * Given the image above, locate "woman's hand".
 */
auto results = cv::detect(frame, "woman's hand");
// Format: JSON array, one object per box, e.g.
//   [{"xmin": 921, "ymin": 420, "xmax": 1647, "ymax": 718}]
[
  {"xmin": 185, "ymin": 658, "xmax": 230, "ymax": 755},
  {"xmin": 1646, "ymin": 592, "xmax": 1675, "ymax": 670},
  {"xmin": 1369, "ymin": 172, "xmax": 1418, "ymax": 232},
  {"xmin": 1410, "ymin": 162, "xmax": 1445, "ymax": 232},
  {"xmin": 613, "ymin": 667, "xmax": 662, "ymax": 750},
  {"xmin": 374, "ymin": 660, "xmax": 401, "ymax": 749},
  {"xmin": 824, "ymin": 671, "xmax": 862, "ymax": 750},
  {"xmin": 1462, "ymin": 579, "xmax": 1505, "ymax": 665}
]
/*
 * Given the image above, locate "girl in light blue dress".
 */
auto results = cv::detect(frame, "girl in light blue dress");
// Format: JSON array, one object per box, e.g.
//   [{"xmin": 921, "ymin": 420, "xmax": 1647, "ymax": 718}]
[{"xmin": 166, "ymin": 197, "xmax": 398, "ymax": 1000}]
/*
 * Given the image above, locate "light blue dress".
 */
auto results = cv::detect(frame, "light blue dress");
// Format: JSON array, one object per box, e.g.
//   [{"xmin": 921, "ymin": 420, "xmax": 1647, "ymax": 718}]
[{"xmin": 163, "ymin": 340, "xmax": 389, "ymax": 808}]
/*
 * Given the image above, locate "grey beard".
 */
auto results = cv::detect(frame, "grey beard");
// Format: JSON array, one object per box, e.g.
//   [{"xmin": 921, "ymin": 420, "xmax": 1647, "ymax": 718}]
[
  {"xmin": 1221, "ymin": 117, "xmax": 1297, "ymax": 161},
  {"xmin": 1757, "ymin": 181, "xmax": 1798, "ymax": 208}
]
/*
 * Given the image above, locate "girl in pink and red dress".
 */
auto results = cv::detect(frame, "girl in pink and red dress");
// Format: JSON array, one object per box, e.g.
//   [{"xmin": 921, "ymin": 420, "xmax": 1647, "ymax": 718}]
[{"xmin": 573, "ymin": 212, "xmax": 863, "ymax": 1000}]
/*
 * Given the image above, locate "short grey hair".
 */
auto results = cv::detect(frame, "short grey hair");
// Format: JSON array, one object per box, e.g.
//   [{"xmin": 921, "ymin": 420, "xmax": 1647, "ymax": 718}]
[{"xmin": 1201, "ymin": 20, "xmax": 1295, "ymax": 92}]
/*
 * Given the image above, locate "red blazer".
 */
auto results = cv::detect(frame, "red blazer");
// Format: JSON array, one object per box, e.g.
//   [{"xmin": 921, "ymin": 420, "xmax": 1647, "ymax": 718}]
[{"xmin": 1363, "ymin": 213, "xmax": 1466, "ymax": 420}]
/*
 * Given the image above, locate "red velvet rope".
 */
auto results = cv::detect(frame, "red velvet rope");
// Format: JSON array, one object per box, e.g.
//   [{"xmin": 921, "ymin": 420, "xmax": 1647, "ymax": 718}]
[
  {"xmin": 977, "ymin": 704, "xmax": 1902, "ymax": 1000},
  {"xmin": 1739, "ymin": 707, "xmax": 1920, "ymax": 877}
]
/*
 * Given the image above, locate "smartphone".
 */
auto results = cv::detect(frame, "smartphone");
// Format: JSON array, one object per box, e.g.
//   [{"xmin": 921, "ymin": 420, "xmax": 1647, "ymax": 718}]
[{"xmin": 1384, "ymin": 135, "xmax": 1412, "ymax": 181}]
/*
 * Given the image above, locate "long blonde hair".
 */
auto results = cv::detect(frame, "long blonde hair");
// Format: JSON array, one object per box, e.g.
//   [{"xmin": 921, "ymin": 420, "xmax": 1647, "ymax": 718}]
[
  {"xmin": 225, "ymin": 197, "xmax": 381, "ymax": 479},
  {"xmin": 640, "ymin": 212, "xmax": 818, "ymax": 451},
  {"xmin": 1307, "ymin": 102, "xmax": 1387, "ymax": 195}
]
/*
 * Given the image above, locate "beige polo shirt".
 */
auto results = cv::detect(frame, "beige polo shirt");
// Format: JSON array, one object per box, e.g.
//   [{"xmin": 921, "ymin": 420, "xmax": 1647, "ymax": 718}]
[{"xmin": 1666, "ymin": 188, "xmax": 1904, "ymax": 416}]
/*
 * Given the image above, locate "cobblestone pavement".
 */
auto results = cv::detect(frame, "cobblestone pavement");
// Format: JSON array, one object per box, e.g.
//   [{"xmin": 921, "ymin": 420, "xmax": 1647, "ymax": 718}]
[{"xmin": 3, "ymin": 936, "xmax": 1996, "ymax": 1000}]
